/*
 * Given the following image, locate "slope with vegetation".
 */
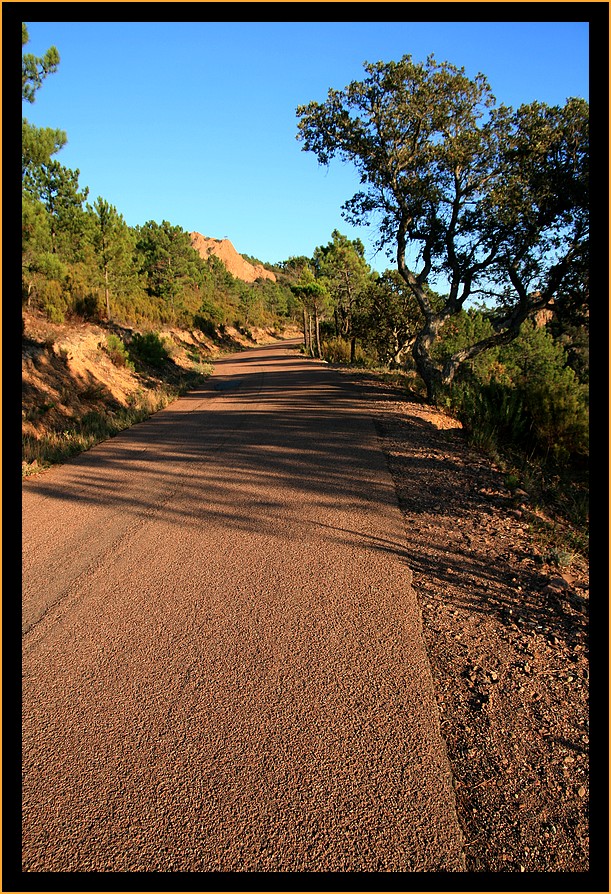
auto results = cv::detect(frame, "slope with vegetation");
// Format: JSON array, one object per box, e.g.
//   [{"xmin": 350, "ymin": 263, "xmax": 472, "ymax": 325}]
[{"xmin": 22, "ymin": 309, "xmax": 300, "ymax": 475}]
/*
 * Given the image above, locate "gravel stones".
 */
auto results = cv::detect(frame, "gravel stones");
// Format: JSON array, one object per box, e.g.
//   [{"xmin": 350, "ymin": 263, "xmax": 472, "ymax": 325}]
[{"xmin": 350, "ymin": 371, "xmax": 591, "ymax": 874}]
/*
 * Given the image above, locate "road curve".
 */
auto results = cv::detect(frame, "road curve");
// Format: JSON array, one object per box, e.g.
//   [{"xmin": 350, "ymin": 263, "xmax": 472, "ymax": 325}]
[{"xmin": 21, "ymin": 341, "xmax": 466, "ymax": 872}]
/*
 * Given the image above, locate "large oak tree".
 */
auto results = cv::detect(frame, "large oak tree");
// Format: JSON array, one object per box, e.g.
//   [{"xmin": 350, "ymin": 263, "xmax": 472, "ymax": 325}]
[{"xmin": 297, "ymin": 55, "xmax": 588, "ymax": 400}]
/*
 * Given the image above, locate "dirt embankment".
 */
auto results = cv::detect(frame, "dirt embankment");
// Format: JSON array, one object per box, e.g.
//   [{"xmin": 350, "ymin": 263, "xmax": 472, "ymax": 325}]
[{"xmin": 21, "ymin": 310, "xmax": 299, "ymax": 446}]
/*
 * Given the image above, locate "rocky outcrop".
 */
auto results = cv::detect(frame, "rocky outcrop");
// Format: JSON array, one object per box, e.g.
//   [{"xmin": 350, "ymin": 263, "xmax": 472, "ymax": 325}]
[{"xmin": 190, "ymin": 233, "xmax": 276, "ymax": 283}]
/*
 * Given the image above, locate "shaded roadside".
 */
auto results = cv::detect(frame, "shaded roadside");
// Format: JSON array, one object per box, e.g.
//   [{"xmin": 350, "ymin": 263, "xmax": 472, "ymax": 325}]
[{"xmin": 358, "ymin": 371, "xmax": 593, "ymax": 878}]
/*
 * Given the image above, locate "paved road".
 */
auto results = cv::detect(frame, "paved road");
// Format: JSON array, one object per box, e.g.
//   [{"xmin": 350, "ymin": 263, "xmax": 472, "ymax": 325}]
[{"xmin": 22, "ymin": 340, "xmax": 466, "ymax": 872}]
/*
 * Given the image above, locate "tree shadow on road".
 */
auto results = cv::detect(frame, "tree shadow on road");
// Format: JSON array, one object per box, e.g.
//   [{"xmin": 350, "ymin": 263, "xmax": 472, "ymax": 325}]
[{"xmin": 23, "ymin": 350, "xmax": 587, "ymax": 651}]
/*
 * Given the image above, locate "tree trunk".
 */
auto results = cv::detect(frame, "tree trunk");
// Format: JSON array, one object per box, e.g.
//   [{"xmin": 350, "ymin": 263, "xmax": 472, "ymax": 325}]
[
  {"xmin": 314, "ymin": 306, "xmax": 322, "ymax": 358},
  {"xmin": 412, "ymin": 330, "xmax": 444, "ymax": 402},
  {"xmin": 104, "ymin": 264, "xmax": 111, "ymax": 321}
]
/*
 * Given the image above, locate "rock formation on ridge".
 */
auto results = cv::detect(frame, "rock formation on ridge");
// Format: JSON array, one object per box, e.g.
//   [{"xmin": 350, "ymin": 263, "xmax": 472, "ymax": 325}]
[{"xmin": 190, "ymin": 232, "xmax": 277, "ymax": 283}]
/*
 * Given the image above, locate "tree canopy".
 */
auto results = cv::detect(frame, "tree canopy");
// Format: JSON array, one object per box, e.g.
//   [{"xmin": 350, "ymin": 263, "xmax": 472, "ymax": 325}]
[
  {"xmin": 297, "ymin": 55, "xmax": 589, "ymax": 399},
  {"xmin": 22, "ymin": 23, "xmax": 67, "ymax": 177},
  {"xmin": 22, "ymin": 22, "xmax": 60, "ymax": 103},
  {"xmin": 313, "ymin": 230, "xmax": 372, "ymax": 359}
]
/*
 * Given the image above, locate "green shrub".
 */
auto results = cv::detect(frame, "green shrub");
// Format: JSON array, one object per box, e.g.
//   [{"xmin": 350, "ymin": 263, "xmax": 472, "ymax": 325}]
[
  {"xmin": 322, "ymin": 336, "xmax": 352, "ymax": 363},
  {"xmin": 43, "ymin": 302, "xmax": 65, "ymax": 324},
  {"xmin": 128, "ymin": 331, "xmax": 169, "ymax": 367},
  {"xmin": 321, "ymin": 336, "xmax": 374, "ymax": 365},
  {"xmin": 193, "ymin": 315, "xmax": 218, "ymax": 338},
  {"xmin": 499, "ymin": 322, "xmax": 589, "ymax": 460},
  {"xmin": 35, "ymin": 252, "xmax": 67, "ymax": 281},
  {"xmin": 105, "ymin": 334, "xmax": 134, "ymax": 370},
  {"xmin": 442, "ymin": 320, "xmax": 589, "ymax": 463},
  {"xmin": 35, "ymin": 278, "xmax": 67, "ymax": 322},
  {"xmin": 72, "ymin": 292, "xmax": 102, "ymax": 321}
]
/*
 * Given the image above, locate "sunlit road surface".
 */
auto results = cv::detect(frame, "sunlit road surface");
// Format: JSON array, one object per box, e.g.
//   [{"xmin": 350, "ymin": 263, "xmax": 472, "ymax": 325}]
[{"xmin": 22, "ymin": 340, "xmax": 465, "ymax": 872}]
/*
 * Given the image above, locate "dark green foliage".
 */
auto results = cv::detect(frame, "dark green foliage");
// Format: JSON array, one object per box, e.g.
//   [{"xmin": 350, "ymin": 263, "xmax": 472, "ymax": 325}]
[
  {"xmin": 290, "ymin": 268, "xmax": 329, "ymax": 357},
  {"xmin": 105, "ymin": 334, "xmax": 134, "ymax": 369},
  {"xmin": 87, "ymin": 198, "xmax": 135, "ymax": 320},
  {"xmin": 192, "ymin": 315, "xmax": 219, "ymax": 338},
  {"xmin": 128, "ymin": 332, "xmax": 170, "ymax": 368},
  {"xmin": 22, "ymin": 23, "xmax": 60, "ymax": 103},
  {"xmin": 439, "ymin": 319, "xmax": 588, "ymax": 463},
  {"xmin": 22, "ymin": 24, "xmax": 67, "ymax": 180},
  {"xmin": 22, "ymin": 119, "xmax": 67, "ymax": 178},
  {"xmin": 297, "ymin": 55, "xmax": 589, "ymax": 401},
  {"xmin": 313, "ymin": 230, "xmax": 372, "ymax": 351},
  {"xmin": 135, "ymin": 220, "xmax": 199, "ymax": 305},
  {"xmin": 358, "ymin": 270, "xmax": 425, "ymax": 366},
  {"xmin": 72, "ymin": 291, "xmax": 102, "ymax": 321}
]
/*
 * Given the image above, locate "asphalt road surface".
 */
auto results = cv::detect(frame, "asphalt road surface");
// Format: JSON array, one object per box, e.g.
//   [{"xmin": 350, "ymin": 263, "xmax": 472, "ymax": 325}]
[{"xmin": 21, "ymin": 340, "xmax": 466, "ymax": 873}]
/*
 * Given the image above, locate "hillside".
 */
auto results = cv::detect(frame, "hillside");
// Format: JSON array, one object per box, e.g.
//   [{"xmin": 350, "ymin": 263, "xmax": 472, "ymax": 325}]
[
  {"xmin": 21, "ymin": 310, "xmax": 299, "ymax": 470},
  {"xmin": 190, "ymin": 233, "xmax": 277, "ymax": 283}
]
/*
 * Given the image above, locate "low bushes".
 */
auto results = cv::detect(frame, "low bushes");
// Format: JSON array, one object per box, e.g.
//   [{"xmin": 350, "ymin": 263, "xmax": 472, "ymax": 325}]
[{"xmin": 440, "ymin": 321, "xmax": 588, "ymax": 465}]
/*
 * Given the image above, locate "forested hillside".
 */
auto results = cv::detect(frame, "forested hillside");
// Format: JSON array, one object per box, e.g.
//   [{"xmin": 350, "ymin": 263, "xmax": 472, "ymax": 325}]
[{"xmin": 22, "ymin": 25, "xmax": 588, "ymax": 554}]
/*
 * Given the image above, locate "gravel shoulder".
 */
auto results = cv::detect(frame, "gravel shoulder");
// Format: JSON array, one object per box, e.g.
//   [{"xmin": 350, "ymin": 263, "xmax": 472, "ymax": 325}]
[{"xmin": 347, "ymin": 368, "xmax": 596, "ymax": 878}]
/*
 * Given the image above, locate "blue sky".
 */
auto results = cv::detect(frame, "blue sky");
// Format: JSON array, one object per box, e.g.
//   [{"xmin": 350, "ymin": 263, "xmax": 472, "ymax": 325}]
[{"xmin": 22, "ymin": 16, "xmax": 589, "ymax": 275}]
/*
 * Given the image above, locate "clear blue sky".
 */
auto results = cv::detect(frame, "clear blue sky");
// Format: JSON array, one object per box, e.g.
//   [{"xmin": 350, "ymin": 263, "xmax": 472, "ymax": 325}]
[{"xmin": 23, "ymin": 17, "xmax": 589, "ymax": 274}]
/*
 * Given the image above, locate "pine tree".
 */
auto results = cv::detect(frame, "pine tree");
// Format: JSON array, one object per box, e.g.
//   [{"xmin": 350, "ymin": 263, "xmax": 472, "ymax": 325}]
[
  {"xmin": 22, "ymin": 23, "xmax": 67, "ymax": 177},
  {"xmin": 89, "ymin": 198, "xmax": 135, "ymax": 321}
]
